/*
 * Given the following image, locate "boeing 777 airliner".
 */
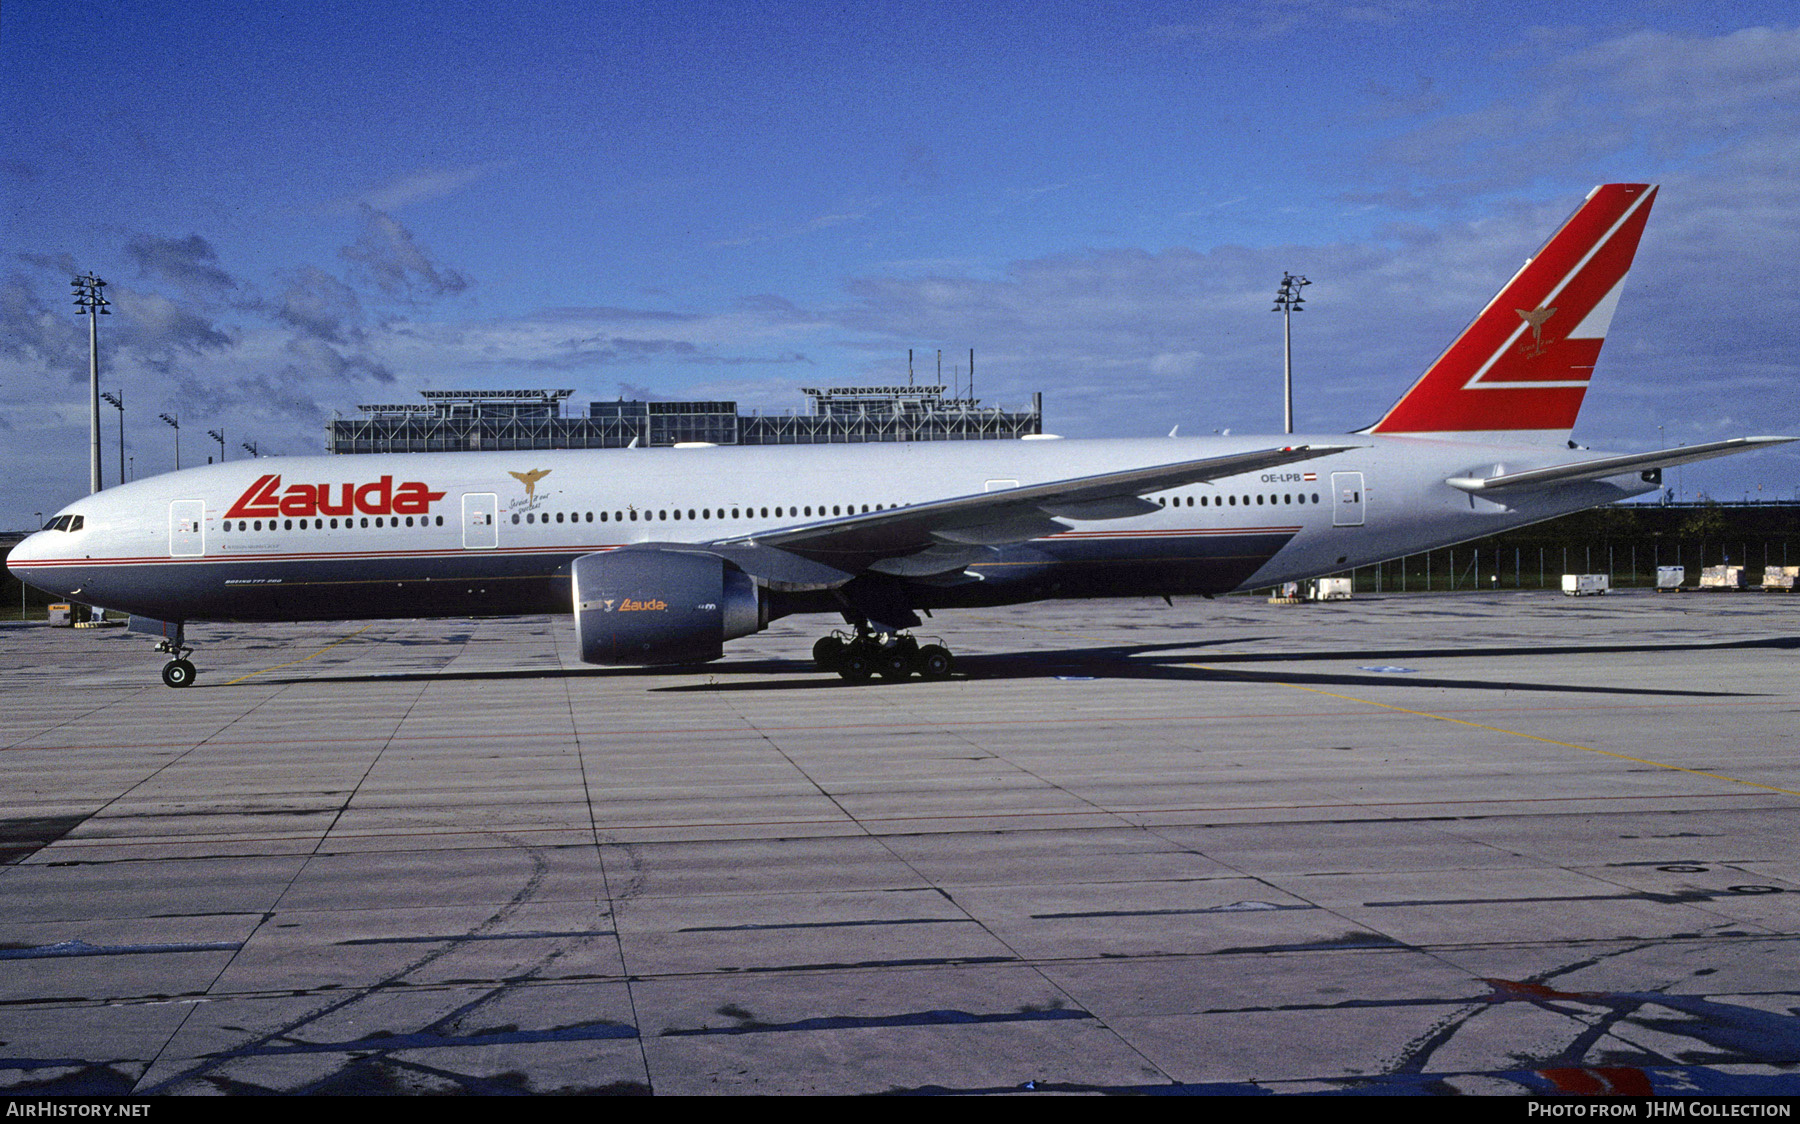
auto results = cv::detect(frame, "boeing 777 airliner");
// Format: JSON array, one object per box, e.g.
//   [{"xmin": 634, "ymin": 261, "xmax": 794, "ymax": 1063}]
[{"xmin": 9, "ymin": 185, "xmax": 1792, "ymax": 686}]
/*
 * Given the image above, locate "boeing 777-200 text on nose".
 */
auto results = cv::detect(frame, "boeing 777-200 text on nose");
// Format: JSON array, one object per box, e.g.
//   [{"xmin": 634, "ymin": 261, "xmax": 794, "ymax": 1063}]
[{"xmin": 9, "ymin": 184, "xmax": 1792, "ymax": 687}]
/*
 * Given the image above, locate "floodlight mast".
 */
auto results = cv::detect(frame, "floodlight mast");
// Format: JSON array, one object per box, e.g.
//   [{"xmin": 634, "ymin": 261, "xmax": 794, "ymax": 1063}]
[
  {"xmin": 101, "ymin": 391, "xmax": 124, "ymax": 485},
  {"xmin": 159, "ymin": 413, "xmax": 180, "ymax": 470},
  {"xmin": 1271, "ymin": 272, "xmax": 1310, "ymax": 435},
  {"xmin": 72, "ymin": 274, "xmax": 110, "ymax": 493}
]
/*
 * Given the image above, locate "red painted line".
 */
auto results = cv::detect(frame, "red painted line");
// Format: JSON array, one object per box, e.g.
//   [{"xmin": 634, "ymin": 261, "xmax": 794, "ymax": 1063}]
[
  {"xmin": 10, "ymin": 544, "xmax": 627, "ymax": 567},
  {"xmin": 20, "ymin": 789, "xmax": 1776, "ymax": 858},
  {"xmin": 4, "ymin": 698, "xmax": 1771, "ymax": 757},
  {"xmin": 12, "ymin": 526, "xmax": 1302, "ymax": 568}
]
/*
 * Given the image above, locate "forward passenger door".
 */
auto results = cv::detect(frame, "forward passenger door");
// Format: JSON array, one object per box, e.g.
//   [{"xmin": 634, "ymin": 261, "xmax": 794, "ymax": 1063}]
[
  {"xmin": 463, "ymin": 492, "xmax": 499, "ymax": 549},
  {"xmin": 170, "ymin": 500, "xmax": 206, "ymax": 557}
]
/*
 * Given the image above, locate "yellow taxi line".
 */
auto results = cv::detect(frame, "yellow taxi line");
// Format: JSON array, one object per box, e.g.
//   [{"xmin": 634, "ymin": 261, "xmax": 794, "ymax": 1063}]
[
  {"xmin": 223, "ymin": 625, "xmax": 375, "ymax": 685},
  {"xmin": 1207, "ymin": 670, "xmax": 1800, "ymax": 800}
]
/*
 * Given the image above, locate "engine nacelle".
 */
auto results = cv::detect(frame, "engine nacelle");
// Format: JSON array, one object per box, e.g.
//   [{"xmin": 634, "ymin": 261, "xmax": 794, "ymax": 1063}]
[{"xmin": 571, "ymin": 548, "xmax": 766, "ymax": 665}]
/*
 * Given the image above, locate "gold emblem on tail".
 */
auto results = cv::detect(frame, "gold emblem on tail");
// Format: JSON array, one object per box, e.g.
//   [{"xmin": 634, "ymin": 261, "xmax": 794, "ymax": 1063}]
[{"xmin": 1515, "ymin": 306, "xmax": 1557, "ymax": 357}]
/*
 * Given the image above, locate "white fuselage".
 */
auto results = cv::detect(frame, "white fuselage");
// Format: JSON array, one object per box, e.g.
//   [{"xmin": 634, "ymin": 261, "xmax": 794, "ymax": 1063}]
[{"xmin": 9, "ymin": 434, "xmax": 1652, "ymax": 626}]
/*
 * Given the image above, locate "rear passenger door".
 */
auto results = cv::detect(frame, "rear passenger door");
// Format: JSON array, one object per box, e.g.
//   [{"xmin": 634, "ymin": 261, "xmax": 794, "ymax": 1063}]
[{"xmin": 1331, "ymin": 472, "xmax": 1365, "ymax": 527}]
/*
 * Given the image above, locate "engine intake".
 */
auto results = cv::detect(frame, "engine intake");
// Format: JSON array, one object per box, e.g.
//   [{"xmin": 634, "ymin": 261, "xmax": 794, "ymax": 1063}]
[{"xmin": 572, "ymin": 548, "xmax": 766, "ymax": 665}]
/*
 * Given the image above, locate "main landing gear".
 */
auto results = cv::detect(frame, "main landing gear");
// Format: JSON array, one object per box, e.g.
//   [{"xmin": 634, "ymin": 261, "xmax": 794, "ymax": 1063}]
[
  {"xmin": 812, "ymin": 629, "xmax": 955, "ymax": 683},
  {"xmin": 155, "ymin": 624, "xmax": 197, "ymax": 688}
]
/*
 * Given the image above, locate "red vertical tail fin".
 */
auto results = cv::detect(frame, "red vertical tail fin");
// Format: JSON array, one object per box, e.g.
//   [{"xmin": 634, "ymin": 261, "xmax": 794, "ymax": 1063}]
[{"xmin": 1367, "ymin": 183, "xmax": 1658, "ymax": 441}]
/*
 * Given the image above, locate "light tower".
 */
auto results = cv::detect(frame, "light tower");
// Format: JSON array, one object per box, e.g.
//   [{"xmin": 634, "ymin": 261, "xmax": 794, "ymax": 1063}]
[
  {"xmin": 71, "ymin": 274, "xmax": 110, "ymax": 493},
  {"xmin": 159, "ymin": 413, "xmax": 180, "ymax": 470},
  {"xmin": 208, "ymin": 428, "xmax": 227, "ymax": 463},
  {"xmin": 1271, "ymin": 272, "xmax": 1311, "ymax": 435},
  {"xmin": 101, "ymin": 391, "xmax": 124, "ymax": 485}
]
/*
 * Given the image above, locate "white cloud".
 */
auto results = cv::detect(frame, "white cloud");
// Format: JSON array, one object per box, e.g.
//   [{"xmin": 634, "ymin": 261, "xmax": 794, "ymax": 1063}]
[
  {"xmin": 339, "ymin": 206, "xmax": 472, "ymax": 300},
  {"xmin": 1147, "ymin": 0, "xmax": 1434, "ymax": 44},
  {"xmin": 1373, "ymin": 25, "xmax": 1800, "ymax": 186},
  {"xmin": 369, "ymin": 303, "xmax": 827, "ymax": 388},
  {"xmin": 707, "ymin": 200, "xmax": 883, "ymax": 248},
  {"xmin": 339, "ymin": 162, "xmax": 510, "ymax": 213}
]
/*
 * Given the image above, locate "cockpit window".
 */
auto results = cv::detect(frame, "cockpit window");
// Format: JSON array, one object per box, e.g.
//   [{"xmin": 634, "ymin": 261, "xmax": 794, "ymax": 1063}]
[{"xmin": 42, "ymin": 515, "xmax": 83, "ymax": 532}]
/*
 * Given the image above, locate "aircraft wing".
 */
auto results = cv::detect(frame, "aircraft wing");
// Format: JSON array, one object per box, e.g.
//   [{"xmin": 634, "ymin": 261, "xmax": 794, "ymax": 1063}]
[
  {"xmin": 709, "ymin": 443, "xmax": 1357, "ymax": 581},
  {"xmin": 1445, "ymin": 436, "xmax": 1795, "ymax": 495}
]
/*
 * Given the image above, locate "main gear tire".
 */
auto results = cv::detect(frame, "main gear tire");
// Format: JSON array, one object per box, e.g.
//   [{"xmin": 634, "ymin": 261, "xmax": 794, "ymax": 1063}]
[
  {"xmin": 812, "ymin": 635, "xmax": 846, "ymax": 670},
  {"xmin": 916, "ymin": 645, "xmax": 954, "ymax": 680}
]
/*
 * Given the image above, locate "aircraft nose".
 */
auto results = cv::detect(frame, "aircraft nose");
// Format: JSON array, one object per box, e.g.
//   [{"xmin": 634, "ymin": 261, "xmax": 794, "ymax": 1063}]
[
  {"xmin": 7, "ymin": 531, "xmax": 55, "ymax": 588},
  {"xmin": 8, "ymin": 530, "xmax": 44, "ymax": 568}
]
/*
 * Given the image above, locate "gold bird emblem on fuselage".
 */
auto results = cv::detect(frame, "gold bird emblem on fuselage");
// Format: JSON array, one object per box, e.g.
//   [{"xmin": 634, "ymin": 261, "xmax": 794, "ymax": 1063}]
[{"xmin": 509, "ymin": 468, "xmax": 551, "ymax": 500}]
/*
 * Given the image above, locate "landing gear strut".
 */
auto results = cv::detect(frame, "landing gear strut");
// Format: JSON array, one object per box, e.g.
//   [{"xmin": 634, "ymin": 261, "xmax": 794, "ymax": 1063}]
[
  {"xmin": 812, "ymin": 627, "xmax": 954, "ymax": 683},
  {"xmin": 155, "ymin": 624, "xmax": 197, "ymax": 688}
]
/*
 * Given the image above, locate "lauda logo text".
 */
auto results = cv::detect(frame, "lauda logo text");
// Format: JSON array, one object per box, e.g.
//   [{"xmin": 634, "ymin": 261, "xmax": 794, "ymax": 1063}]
[{"xmin": 224, "ymin": 474, "xmax": 447, "ymax": 519}]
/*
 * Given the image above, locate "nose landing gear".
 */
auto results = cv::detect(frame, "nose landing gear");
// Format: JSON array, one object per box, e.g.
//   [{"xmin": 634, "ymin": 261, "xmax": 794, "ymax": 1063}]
[
  {"xmin": 154, "ymin": 623, "xmax": 197, "ymax": 688},
  {"xmin": 813, "ymin": 628, "xmax": 954, "ymax": 683},
  {"xmin": 161, "ymin": 658, "xmax": 197, "ymax": 688}
]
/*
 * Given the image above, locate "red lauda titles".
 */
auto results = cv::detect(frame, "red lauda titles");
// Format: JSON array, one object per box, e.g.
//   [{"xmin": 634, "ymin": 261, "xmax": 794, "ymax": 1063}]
[{"xmin": 224, "ymin": 474, "xmax": 447, "ymax": 519}]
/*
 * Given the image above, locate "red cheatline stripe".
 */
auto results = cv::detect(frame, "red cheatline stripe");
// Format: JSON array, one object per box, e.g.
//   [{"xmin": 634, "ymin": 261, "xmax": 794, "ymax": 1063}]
[
  {"xmin": 13, "ymin": 526, "xmax": 1302, "ymax": 569},
  {"xmin": 9, "ymin": 544, "xmax": 627, "ymax": 567}
]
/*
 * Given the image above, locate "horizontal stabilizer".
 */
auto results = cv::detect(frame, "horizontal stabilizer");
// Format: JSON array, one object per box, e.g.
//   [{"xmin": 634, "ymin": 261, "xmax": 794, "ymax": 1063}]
[{"xmin": 1446, "ymin": 436, "xmax": 1795, "ymax": 494}]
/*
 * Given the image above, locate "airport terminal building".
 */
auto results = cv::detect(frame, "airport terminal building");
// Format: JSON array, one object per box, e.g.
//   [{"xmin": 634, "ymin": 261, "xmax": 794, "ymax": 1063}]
[{"xmin": 326, "ymin": 386, "xmax": 1043, "ymax": 454}]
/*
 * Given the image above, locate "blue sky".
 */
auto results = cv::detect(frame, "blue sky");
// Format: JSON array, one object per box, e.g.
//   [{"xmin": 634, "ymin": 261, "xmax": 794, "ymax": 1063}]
[{"xmin": 4, "ymin": 0, "xmax": 1799, "ymax": 524}]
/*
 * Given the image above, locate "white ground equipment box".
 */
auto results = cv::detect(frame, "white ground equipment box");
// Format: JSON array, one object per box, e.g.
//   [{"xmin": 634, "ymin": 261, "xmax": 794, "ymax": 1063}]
[
  {"xmin": 1309, "ymin": 578, "xmax": 1354, "ymax": 601},
  {"xmin": 1562, "ymin": 574, "xmax": 1610, "ymax": 596}
]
